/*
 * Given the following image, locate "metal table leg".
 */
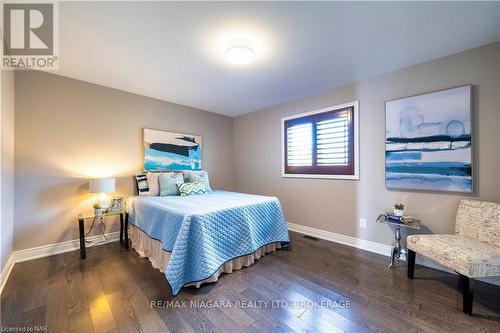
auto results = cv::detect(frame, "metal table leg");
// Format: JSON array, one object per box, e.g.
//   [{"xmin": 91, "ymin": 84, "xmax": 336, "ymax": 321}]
[
  {"xmin": 119, "ymin": 213, "xmax": 124, "ymax": 244},
  {"xmin": 389, "ymin": 247, "xmax": 396, "ymax": 268},
  {"xmin": 124, "ymin": 213, "xmax": 129, "ymax": 249},
  {"xmin": 79, "ymin": 218, "xmax": 86, "ymax": 260},
  {"xmin": 388, "ymin": 225, "xmax": 402, "ymax": 268}
]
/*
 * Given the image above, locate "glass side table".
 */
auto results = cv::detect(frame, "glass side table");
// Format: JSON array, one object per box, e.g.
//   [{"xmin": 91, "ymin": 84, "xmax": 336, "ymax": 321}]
[
  {"xmin": 376, "ymin": 213, "xmax": 421, "ymax": 268},
  {"xmin": 78, "ymin": 211, "xmax": 129, "ymax": 260}
]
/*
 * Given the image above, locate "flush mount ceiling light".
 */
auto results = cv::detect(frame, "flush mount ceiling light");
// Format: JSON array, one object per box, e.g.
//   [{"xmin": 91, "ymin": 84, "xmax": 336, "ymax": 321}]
[{"xmin": 225, "ymin": 41, "xmax": 256, "ymax": 65}]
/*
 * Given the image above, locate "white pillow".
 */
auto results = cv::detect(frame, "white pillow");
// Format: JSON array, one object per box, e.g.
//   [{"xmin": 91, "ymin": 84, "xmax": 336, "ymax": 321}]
[{"xmin": 146, "ymin": 172, "xmax": 160, "ymax": 196}]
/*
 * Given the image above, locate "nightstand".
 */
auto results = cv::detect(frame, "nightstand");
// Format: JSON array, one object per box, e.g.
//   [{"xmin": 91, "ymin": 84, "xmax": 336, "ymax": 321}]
[
  {"xmin": 376, "ymin": 213, "xmax": 421, "ymax": 268},
  {"xmin": 78, "ymin": 211, "xmax": 129, "ymax": 260}
]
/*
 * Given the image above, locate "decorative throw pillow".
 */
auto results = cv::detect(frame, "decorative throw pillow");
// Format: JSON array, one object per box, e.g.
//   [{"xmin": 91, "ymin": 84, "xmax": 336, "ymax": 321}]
[
  {"xmin": 177, "ymin": 181, "xmax": 207, "ymax": 197},
  {"xmin": 135, "ymin": 174, "xmax": 149, "ymax": 195},
  {"xmin": 146, "ymin": 172, "xmax": 160, "ymax": 196},
  {"xmin": 187, "ymin": 170, "xmax": 212, "ymax": 191},
  {"xmin": 159, "ymin": 172, "xmax": 184, "ymax": 196}
]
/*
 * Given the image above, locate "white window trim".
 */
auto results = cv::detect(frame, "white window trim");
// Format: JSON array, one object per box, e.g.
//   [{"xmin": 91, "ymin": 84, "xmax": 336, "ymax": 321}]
[{"xmin": 281, "ymin": 100, "xmax": 359, "ymax": 180}]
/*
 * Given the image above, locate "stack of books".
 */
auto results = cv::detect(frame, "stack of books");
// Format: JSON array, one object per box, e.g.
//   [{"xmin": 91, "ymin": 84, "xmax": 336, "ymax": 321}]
[{"xmin": 387, "ymin": 213, "xmax": 405, "ymax": 223}]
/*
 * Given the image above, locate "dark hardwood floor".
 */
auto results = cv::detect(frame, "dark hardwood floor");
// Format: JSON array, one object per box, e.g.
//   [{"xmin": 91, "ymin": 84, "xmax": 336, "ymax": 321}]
[{"xmin": 1, "ymin": 231, "xmax": 499, "ymax": 332}]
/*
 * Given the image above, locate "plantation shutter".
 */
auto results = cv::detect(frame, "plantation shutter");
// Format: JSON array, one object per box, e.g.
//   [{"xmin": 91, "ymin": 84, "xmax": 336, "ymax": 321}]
[
  {"xmin": 286, "ymin": 122, "xmax": 313, "ymax": 166},
  {"xmin": 284, "ymin": 107, "xmax": 354, "ymax": 175},
  {"xmin": 316, "ymin": 109, "xmax": 350, "ymax": 166}
]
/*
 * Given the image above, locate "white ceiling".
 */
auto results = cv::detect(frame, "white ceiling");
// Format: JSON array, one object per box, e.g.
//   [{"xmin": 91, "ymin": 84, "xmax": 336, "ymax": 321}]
[{"xmin": 56, "ymin": 2, "xmax": 500, "ymax": 117}]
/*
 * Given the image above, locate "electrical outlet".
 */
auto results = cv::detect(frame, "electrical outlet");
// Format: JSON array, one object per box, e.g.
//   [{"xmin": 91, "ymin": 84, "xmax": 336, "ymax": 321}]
[{"xmin": 360, "ymin": 218, "xmax": 367, "ymax": 229}]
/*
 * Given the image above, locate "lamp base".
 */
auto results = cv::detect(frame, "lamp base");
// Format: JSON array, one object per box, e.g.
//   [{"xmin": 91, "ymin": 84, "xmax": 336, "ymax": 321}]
[{"xmin": 98, "ymin": 193, "xmax": 110, "ymax": 210}]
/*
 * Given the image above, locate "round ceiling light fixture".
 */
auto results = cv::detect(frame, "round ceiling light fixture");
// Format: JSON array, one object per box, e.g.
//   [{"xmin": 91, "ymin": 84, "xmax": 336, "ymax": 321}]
[{"xmin": 225, "ymin": 41, "xmax": 256, "ymax": 65}]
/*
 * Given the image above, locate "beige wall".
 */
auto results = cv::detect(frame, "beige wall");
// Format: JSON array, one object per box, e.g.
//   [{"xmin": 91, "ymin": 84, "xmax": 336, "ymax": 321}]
[
  {"xmin": 233, "ymin": 42, "xmax": 500, "ymax": 247},
  {"xmin": 14, "ymin": 71, "xmax": 234, "ymax": 251},
  {"xmin": 1, "ymin": 70, "xmax": 15, "ymax": 272}
]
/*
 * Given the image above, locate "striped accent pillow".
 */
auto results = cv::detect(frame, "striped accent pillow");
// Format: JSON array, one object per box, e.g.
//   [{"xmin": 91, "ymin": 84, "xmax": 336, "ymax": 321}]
[
  {"xmin": 135, "ymin": 174, "xmax": 149, "ymax": 195},
  {"xmin": 177, "ymin": 181, "xmax": 207, "ymax": 197}
]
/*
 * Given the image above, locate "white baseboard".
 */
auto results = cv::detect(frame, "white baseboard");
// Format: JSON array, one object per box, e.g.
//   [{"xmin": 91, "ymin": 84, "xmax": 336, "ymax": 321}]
[
  {"xmin": 287, "ymin": 222, "xmax": 393, "ymax": 257},
  {"xmin": 0, "ymin": 253, "xmax": 15, "ymax": 295},
  {"xmin": 14, "ymin": 231, "xmax": 120, "ymax": 263},
  {"xmin": 0, "ymin": 231, "xmax": 119, "ymax": 294}
]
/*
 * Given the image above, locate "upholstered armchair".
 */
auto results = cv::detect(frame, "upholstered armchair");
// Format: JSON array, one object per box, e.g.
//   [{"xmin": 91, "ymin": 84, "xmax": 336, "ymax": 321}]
[{"xmin": 406, "ymin": 199, "xmax": 500, "ymax": 315}]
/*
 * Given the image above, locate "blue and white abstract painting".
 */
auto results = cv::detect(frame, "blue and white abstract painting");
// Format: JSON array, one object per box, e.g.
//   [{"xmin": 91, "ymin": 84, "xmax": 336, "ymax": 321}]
[
  {"xmin": 385, "ymin": 86, "xmax": 472, "ymax": 193},
  {"xmin": 143, "ymin": 129, "xmax": 202, "ymax": 171}
]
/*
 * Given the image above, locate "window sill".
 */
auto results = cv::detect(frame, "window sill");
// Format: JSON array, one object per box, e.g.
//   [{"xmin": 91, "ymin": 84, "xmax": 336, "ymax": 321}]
[{"xmin": 281, "ymin": 173, "xmax": 359, "ymax": 180}]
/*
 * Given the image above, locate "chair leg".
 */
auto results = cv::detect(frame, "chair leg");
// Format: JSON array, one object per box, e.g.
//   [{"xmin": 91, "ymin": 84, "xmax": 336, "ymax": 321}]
[
  {"xmin": 407, "ymin": 249, "xmax": 416, "ymax": 279},
  {"xmin": 459, "ymin": 274, "xmax": 473, "ymax": 315}
]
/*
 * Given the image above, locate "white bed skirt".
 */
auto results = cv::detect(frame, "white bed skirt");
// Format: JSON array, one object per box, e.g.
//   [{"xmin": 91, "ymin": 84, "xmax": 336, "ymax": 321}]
[{"xmin": 129, "ymin": 224, "xmax": 282, "ymax": 289}]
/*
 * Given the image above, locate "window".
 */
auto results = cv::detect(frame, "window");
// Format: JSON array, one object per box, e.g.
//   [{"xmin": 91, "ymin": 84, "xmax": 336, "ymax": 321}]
[{"xmin": 282, "ymin": 101, "xmax": 359, "ymax": 179}]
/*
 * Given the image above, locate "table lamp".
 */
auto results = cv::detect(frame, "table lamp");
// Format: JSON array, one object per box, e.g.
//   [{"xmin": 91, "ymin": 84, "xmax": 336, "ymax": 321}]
[{"xmin": 89, "ymin": 177, "xmax": 116, "ymax": 209}]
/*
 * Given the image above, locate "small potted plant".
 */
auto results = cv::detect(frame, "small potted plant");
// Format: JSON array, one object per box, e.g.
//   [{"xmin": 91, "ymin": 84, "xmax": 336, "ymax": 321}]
[
  {"xmin": 93, "ymin": 203, "xmax": 103, "ymax": 217},
  {"xmin": 394, "ymin": 203, "xmax": 405, "ymax": 217}
]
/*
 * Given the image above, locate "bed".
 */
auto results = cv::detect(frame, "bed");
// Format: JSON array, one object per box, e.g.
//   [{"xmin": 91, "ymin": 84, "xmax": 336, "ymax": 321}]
[{"xmin": 126, "ymin": 190, "xmax": 290, "ymax": 295}]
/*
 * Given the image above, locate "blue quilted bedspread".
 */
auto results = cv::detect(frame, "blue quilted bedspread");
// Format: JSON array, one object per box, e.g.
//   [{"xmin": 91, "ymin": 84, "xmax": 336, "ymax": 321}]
[{"xmin": 127, "ymin": 191, "xmax": 289, "ymax": 295}]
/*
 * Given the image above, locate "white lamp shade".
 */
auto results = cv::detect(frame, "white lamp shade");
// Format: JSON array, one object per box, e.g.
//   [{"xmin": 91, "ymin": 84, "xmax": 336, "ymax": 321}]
[{"xmin": 89, "ymin": 177, "xmax": 116, "ymax": 193}]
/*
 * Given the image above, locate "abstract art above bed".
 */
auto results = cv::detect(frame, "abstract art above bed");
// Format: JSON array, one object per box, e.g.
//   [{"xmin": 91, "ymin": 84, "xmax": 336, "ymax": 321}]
[
  {"xmin": 385, "ymin": 85, "xmax": 472, "ymax": 193},
  {"xmin": 143, "ymin": 128, "xmax": 202, "ymax": 171}
]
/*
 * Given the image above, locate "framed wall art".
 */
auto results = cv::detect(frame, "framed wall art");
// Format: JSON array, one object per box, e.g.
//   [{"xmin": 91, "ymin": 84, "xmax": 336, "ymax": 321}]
[{"xmin": 385, "ymin": 86, "xmax": 472, "ymax": 193}]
